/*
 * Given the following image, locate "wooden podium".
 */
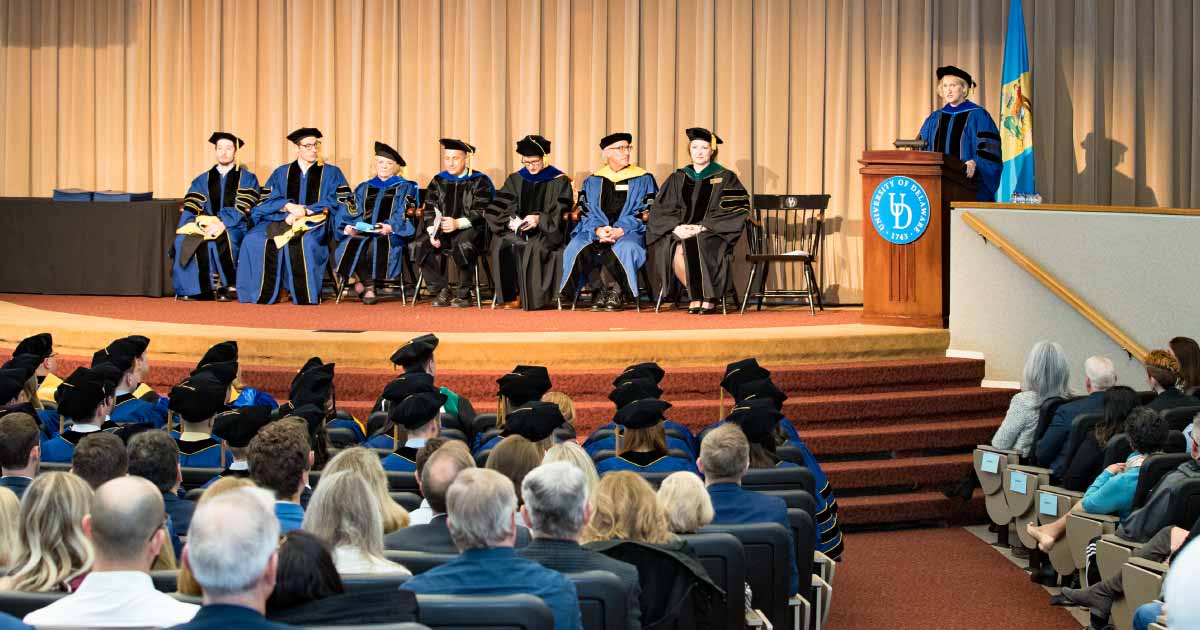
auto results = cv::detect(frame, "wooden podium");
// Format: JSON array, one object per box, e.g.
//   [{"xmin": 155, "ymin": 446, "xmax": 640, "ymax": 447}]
[{"xmin": 858, "ymin": 150, "xmax": 976, "ymax": 328}]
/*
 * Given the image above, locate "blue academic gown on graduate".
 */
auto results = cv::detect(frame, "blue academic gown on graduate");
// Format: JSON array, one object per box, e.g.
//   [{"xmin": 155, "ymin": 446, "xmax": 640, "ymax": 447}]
[
  {"xmin": 332, "ymin": 176, "xmax": 418, "ymax": 283},
  {"xmin": 586, "ymin": 420, "xmax": 697, "ymax": 454},
  {"xmin": 595, "ymin": 451, "xmax": 699, "ymax": 476},
  {"xmin": 173, "ymin": 165, "xmax": 260, "ymax": 297},
  {"xmin": 169, "ymin": 431, "xmax": 226, "ymax": 468},
  {"xmin": 327, "ymin": 416, "xmax": 367, "ymax": 444},
  {"xmin": 237, "ymin": 161, "xmax": 353, "ymax": 304},
  {"xmin": 230, "ymin": 386, "xmax": 278, "ymax": 409},
  {"xmin": 580, "ymin": 434, "xmax": 695, "ymax": 459},
  {"xmin": 110, "ymin": 392, "xmax": 168, "ymax": 429},
  {"xmin": 560, "ymin": 166, "xmax": 657, "ymax": 297},
  {"xmin": 381, "ymin": 446, "xmax": 419, "ymax": 473},
  {"xmin": 917, "ymin": 100, "xmax": 1002, "ymax": 201},
  {"xmin": 40, "ymin": 427, "xmax": 103, "ymax": 464}
]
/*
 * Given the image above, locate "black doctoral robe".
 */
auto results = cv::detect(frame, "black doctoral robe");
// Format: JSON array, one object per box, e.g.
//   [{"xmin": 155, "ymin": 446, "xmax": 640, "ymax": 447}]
[
  {"xmin": 646, "ymin": 163, "xmax": 749, "ymax": 302},
  {"xmin": 484, "ymin": 168, "xmax": 572, "ymax": 310},
  {"xmin": 411, "ymin": 170, "xmax": 495, "ymax": 273}
]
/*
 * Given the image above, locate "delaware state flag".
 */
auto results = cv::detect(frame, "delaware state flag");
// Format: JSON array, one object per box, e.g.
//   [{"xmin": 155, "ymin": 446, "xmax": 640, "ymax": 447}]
[{"xmin": 998, "ymin": 0, "xmax": 1035, "ymax": 201}]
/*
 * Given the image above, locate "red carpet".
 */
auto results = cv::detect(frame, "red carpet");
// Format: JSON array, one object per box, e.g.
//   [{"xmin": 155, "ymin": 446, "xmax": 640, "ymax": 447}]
[
  {"xmin": 0, "ymin": 293, "xmax": 860, "ymax": 332},
  {"xmin": 828, "ymin": 528, "xmax": 1075, "ymax": 629}
]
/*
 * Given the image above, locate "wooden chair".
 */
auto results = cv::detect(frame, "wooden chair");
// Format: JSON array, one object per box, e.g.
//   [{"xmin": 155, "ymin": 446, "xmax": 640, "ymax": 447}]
[{"xmin": 741, "ymin": 194, "xmax": 829, "ymax": 315}]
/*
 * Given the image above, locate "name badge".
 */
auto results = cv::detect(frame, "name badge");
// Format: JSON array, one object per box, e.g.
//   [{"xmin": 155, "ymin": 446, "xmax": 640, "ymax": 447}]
[
  {"xmin": 980, "ymin": 451, "xmax": 1000, "ymax": 474},
  {"xmin": 1038, "ymin": 491, "xmax": 1058, "ymax": 516},
  {"xmin": 615, "ymin": 184, "xmax": 629, "ymax": 191},
  {"xmin": 711, "ymin": 177, "xmax": 723, "ymax": 184},
  {"xmin": 1009, "ymin": 470, "xmax": 1028, "ymax": 494}
]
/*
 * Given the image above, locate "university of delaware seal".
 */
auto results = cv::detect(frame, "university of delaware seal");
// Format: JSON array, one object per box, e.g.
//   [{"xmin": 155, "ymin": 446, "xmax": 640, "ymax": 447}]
[{"xmin": 869, "ymin": 176, "xmax": 930, "ymax": 244}]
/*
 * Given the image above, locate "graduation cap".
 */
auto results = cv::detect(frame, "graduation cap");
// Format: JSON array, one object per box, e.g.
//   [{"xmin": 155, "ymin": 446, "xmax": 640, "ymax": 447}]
[
  {"xmin": 599, "ymin": 132, "xmax": 633, "ymax": 150},
  {"xmin": 389, "ymin": 334, "xmax": 439, "ymax": 370},
  {"xmin": 14, "ymin": 333, "xmax": 52, "ymax": 361},
  {"xmin": 515, "ymin": 135, "xmax": 551, "ymax": 157},
  {"xmin": 439, "ymin": 138, "xmax": 476, "ymax": 154},
  {"xmin": 55, "ymin": 367, "xmax": 114, "ymax": 420},
  {"xmin": 208, "ymin": 132, "xmax": 245, "ymax": 149},
  {"xmin": 504, "ymin": 401, "xmax": 565, "ymax": 443},
  {"xmin": 123, "ymin": 335, "xmax": 151, "ymax": 357},
  {"xmin": 373, "ymin": 141, "xmax": 406, "ymax": 167},
  {"xmin": 497, "ymin": 366, "xmax": 552, "ymax": 406},
  {"xmin": 935, "ymin": 65, "xmax": 976, "ymax": 88},
  {"xmin": 92, "ymin": 363, "xmax": 125, "ymax": 391},
  {"xmin": 724, "ymin": 398, "xmax": 784, "ymax": 443},
  {"xmin": 289, "ymin": 363, "xmax": 335, "ymax": 409},
  {"xmin": 388, "ymin": 391, "xmax": 448, "ymax": 430},
  {"xmin": 615, "ymin": 362, "xmax": 666, "ymax": 385},
  {"xmin": 288, "ymin": 357, "xmax": 326, "ymax": 394},
  {"xmin": 192, "ymin": 360, "xmax": 239, "ymax": 388},
  {"xmin": 608, "ymin": 378, "xmax": 664, "ymax": 410},
  {"xmin": 287, "ymin": 128, "xmax": 323, "ymax": 144},
  {"xmin": 720, "ymin": 358, "xmax": 771, "ymax": 393},
  {"xmin": 685, "ymin": 127, "xmax": 723, "ymax": 145},
  {"xmin": 614, "ymin": 397, "xmax": 672, "ymax": 430},
  {"xmin": 197, "ymin": 341, "xmax": 238, "ymax": 369},
  {"xmin": 2, "ymin": 354, "xmax": 42, "ymax": 383},
  {"xmin": 284, "ymin": 403, "xmax": 326, "ymax": 442},
  {"xmin": 168, "ymin": 374, "xmax": 229, "ymax": 424},
  {"xmin": 380, "ymin": 372, "xmax": 438, "ymax": 404},
  {"xmin": 731, "ymin": 378, "xmax": 788, "ymax": 409},
  {"xmin": 92, "ymin": 348, "xmax": 133, "ymax": 374},
  {"xmin": 211, "ymin": 405, "xmax": 274, "ymax": 449},
  {"xmin": 0, "ymin": 371, "xmax": 25, "ymax": 404}
]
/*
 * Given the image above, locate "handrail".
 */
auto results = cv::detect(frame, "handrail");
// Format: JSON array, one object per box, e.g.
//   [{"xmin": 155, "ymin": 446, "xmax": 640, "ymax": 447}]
[
  {"xmin": 959, "ymin": 211, "xmax": 1149, "ymax": 362},
  {"xmin": 950, "ymin": 201, "xmax": 1200, "ymax": 217}
]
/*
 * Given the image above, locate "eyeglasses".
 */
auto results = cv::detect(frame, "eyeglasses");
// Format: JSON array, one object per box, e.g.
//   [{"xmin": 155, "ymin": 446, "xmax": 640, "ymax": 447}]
[
  {"xmin": 520, "ymin": 159, "xmax": 544, "ymax": 166},
  {"xmin": 608, "ymin": 145, "xmax": 633, "ymax": 153},
  {"xmin": 298, "ymin": 142, "xmax": 321, "ymax": 150}
]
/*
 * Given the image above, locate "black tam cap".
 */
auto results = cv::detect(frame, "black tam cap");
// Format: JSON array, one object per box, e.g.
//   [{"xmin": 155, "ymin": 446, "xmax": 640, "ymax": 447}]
[
  {"xmin": 614, "ymin": 397, "xmax": 672, "ymax": 430},
  {"xmin": 0, "ymin": 371, "xmax": 25, "ymax": 403},
  {"xmin": 498, "ymin": 365, "xmax": 552, "ymax": 406},
  {"xmin": 608, "ymin": 378, "xmax": 663, "ymax": 410},
  {"xmin": 92, "ymin": 363, "xmax": 125, "ymax": 391},
  {"xmin": 92, "ymin": 349, "xmax": 132, "ymax": 374},
  {"xmin": 935, "ymin": 65, "xmax": 976, "ymax": 88},
  {"xmin": 289, "ymin": 363, "xmax": 335, "ymax": 409},
  {"xmin": 191, "ymin": 360, "xmax": 238, "ymax": 389},
  {"xmin": 390, "ymin": 334, "xmax": 439, "ymax": 370},
  {"xmin": 374, "ymin": 141, "xmax": 406, "ymax": 167},
  {"xmin": 289, "ymin": 357, "xmax": 325, "ymax": 392},
  {"xmin": 168, "ymin": 374, "xmax": 229, "ymax": 424},
  {"xmin": 55, "ymin": 367, "xmax": 113, "ymax": 420},
  {"xmin": 724, "ymin": 398, "xmax": 784, "ymax": 443},
  {"xmin": 208, "ymin": 132, "xmax": 245, "ymax": 149},
  {"xmin": 2, "ymin": 354, "xmax": 42, "ymax": 383},
  {"xmin": 439, "ymin": 138, "xmax": 476, "ymax": 154},
  {"xmin": 285, "ymin": 404, "xmax": 326, "ymax": 441},
  {"xmin": 615, "ymin": 362, "xmax": 666, "ymax": 385},
  {"xmin": 93, "ymin": 336, "xmax": 149, "ymax": 373},
  {"xmin": 731, "ymin": 377, "xmax": 788, "ymax": 410},
  {"xmin": 504, "ymin": 401, "xmax": 565, "ymax": 443},
  {"xmin": 685, "ymin": 127, "xmax": 723, "ymax": 145},
  {"xmin": 515, "ymin": 135, "xmax": 551, "ymax": 157},
  {"xmin": 389, "ymin": 390, "xmax": 447, "ymax": 430},
  {"xmin": 197, "ymin": 341, "xmax": 238, "ymax": 369},
  {"xmin": 287, "ymin": 128, "xmax": 323, "ymax": 144},
  {"xmin": 721, "ymin": 358, "xmax": 770, "ymax": 393},
  {"xmin": 211, "ymin": 405, "xmax": 274, "ymax": 449},
  {"xmin": 14, "ymin": 333, "xmax": 52, "ymax": 360},
  {"xmin": 599, "ymin": 132, "xmax": 633, "ymax": 150},
  {"xmin": 380, "ymin": 372, "xmax": 438, "ymax": 404}
]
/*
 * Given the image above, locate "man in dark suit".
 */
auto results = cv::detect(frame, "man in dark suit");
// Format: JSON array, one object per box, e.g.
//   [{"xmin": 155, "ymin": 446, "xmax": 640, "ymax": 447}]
[
  {"xmin": 169, "ymin": 486, "xmax": 297, "ymax": 630},
  {"xmin": 1145, "ymin": 349, "xmax": 1197, "ymax": 412},
  {"xmin": 700, "ymin": 423, "xmax": 799, "ymax": 597},
  {"xmin": 0, "ymin": 412, "xmax": 39, "ymax": 499},
  {"xmin": 520, "ymin": 461, "xmax": 642, "ymax": 630},
  {"xmin": 1035, "ymin": 355, "xmax": 1116, "ymax": 478}
]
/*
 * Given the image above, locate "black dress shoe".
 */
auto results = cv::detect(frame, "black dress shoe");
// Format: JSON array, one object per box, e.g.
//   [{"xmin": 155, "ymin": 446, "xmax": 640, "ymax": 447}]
[
  {"xmin": 178, "ymin": 293, "xmax": 213, "ymax": 302},
  {"xmin": 450, "ymin": 296, "xmax": 472, "ymax": 308},
  {"xmin": 687, "ymin": 307, "xmax": 701, "ymax": 314},
  {"xmin": 604, "ymin": 289, "xmax": 624, "ymax": 312},
  {"xmin": 697, "ymin": 304, "xmax": 718, "ymax": 315},
  {"xmin": 430, "ymin": 288, "xmax": 452, "ymax": 307},
  {"xmin": 589, "ymin": 288, "xmax": 607, "ymax": 312},
  {"xmin": 213, "ymin": 288, "xmax": 233, "ymax": 302}
]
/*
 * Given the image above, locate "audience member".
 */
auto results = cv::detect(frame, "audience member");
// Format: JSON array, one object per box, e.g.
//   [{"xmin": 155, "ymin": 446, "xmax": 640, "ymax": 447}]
[
  {"xmin": 0, "ymin": 413, "xmax": 39, "ymax": 499},
  {"xmin": 1027, "ymin": 407, "xmax": 1169, "ymax": 551},
  {"xmin": 519, "ymin": 462, "xmax": 641, "ymax": 630},
  {"xmin": 208, "ymin": 405, "xmax": 273, "ymax": 487},
  {"xmin": 408, "ymin": 437, "xmax": 451, "ymax": 525},
  {"xmin": 723, "ymin": 399, "xmax": 794, "ymax": 468},
  {"xmin": 367, "ymin": 372, "xmax": 440, "ymax": 449},
  {"xmin": 0, "ymin": 472, "xmax": 94, "ymax": 592},
  {"xmin": 0, "ymin": 487, "xmax": 19, "ymax": 573},
  {"xmin": 42, "ymin": 367, "xmax": 116, "ymax": 462},
  {"xmin": 168, "ymin": 373, "xmax": 228, "ymax": 467},
  {"xmin": 303, "ymin": 470, "xmax": 411, "ymax": 576},
  {"xmin": 176, "ymin": 477, "xmax": 257, "ymax": 597},
  {"xmin": 171, "ymin": 487, "xmax": 295, "ymax": 630},
  {"xmin": 658, "ymin": 471, "xmax": 714, "ymax": 534},
  {"xmin": 485, "ymin": 435, "xmax": 544, "ymax": 504},
  {"xmin": 23, "ymin": 477, "xmax": 199, "ymax": 627},
  {"xmin": 501, "ymin": 401, "xmax": 569, "ymax": 451},
  {"xmin": 991, "ymin": 341, "xmax": 1071, "ymax": 457},
  {"xmin": 322, "ymin": 447, "xmax": 410, "ymax": 533},
  {"xmin": 71, "ymin": 432, "xmax": 129, "ymax": 489},
  {"xmin": 128, "ymin": 430, "xmax": 193, "ymax": 543},
  {"xmin": 596, "ymin": 398, "xmax": 698, "ymax": 474},
  {"xmin": 402, "ymin": 468, "xmax": 582, "ymax": 630},
  {"xmin": 1144, "ymin": 349, "xmax": 1193, "ymax": 412},
  {"xmin": 1059, "ymin": 386, "xmax": 1139, "ymax": 492},
  {"xmin": 247, "ymin": 418, "xmax": 312, "ymax": 533},
  {"xmin": 266, "ymin": 530, "xmax": 344, "ymax": 613},
  {"xmin": 700, "ymin": 423, "xmax": 799, "ymax": 596},
  {"xmin": 542, "ymin": 391, "xmax": 577, "ymax": 429},
  {"xmin": 1115, "ymin": 421, "xmax": 1200, "ymax": 542},
  {"xmin": 1169, "ymin": 336, "xmax": 1200, "ymax": 396},
  {"xmin": 378, "ymin": 390, "xmax": 445, "ymax": 471},
  {"xmin": 1036, "ymin": 355, "xmax": 1116, "ymax": 479},
  {"xmin": 543, "ymin": 441, "xmax": 600, "ymax": 499}
]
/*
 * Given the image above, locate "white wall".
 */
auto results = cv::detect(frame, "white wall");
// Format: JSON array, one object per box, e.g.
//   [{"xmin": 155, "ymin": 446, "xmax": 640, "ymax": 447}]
[{"xmin": 949, "ymin": 205, "xmax": 1200, "ymax": 390}]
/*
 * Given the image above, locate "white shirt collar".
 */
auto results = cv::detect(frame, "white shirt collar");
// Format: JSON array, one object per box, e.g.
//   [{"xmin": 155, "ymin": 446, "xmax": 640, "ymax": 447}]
[
  {"xmin": 71, "ymin": 424, "xmax": 102, "ymax": 433},
  {"xmin": 228, "ymin": 460, "xmax": 249, "ymax": 471},
  {"xmin": 216, "ymin": 163, "xmax": 234, "ymax": 176},
  {"xmin": 405, "ymin": 437, "xmax": 429, "ymax": 448},
  {"xmin": 298, "ymin": 159, "xmax": 315, "ymax": 173}
]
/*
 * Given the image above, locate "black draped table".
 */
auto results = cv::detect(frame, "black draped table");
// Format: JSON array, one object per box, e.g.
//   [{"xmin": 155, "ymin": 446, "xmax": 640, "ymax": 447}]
[{"xmin": 0, "ymin": 197, "xmax": 182, "ymax": 297}]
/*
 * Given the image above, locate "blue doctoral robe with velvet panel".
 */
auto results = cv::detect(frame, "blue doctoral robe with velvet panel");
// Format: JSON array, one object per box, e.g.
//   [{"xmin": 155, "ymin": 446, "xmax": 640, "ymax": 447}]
[
  {"xmin": 595, "ymin": 452, "xmax": 698, "ymax": 476},
  {"xmin": 333, "ymin": 176, "xmax": 419, "ymax": 282},
  {"xmin": 237, "ymin": 161, "xmax": 352, "ymax": 304},
  {"xmin": 560, "ymin": 169, "xmax": 657, "ymax": 296},
  {"xmin": 917, "ymin": 100, "xmax": 1002, "ymax": 201},
  {"xmin": 173, "ymin": 166, "xmax": 260, "ymax": 297}
]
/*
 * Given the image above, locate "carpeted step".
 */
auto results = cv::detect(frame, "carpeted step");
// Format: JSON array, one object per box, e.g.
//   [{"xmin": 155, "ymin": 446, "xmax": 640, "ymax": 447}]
[
  {"xmin": 838, "ymin": 490, "xmax": 986, "ymax": 526},
  {"xmin": 822, "ymin": 453, "xmax": 976, "ymax": 490},
  {"xmin": 784, "ymin": 387, "xmax": 1013, "ymax": 428},
  {"xmin": 800, "ymin": 416, "xmax": 1003, "ymax": 455}
]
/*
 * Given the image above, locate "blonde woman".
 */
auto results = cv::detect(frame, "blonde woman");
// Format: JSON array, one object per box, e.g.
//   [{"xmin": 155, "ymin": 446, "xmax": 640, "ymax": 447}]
[
  {"xmin": 657, "ymin": 472, "xmax": 714, "ymax": 534},
  {"xmin": 542, "ymin": 391, "xmax": 576, "ymax": 435},
  {"xmin": 581, "ymin": 471, "xmax": 675, "ymax": 546},
  {"xmin": 176, "ymin": 476, "xmax": 256, "ymax": 596},
  {"xmin": 485, "ymin": 435, "xmax": 544, "ymax": 505},
  {"xmin": 303, "ymin": 471, "xmax": 411, "ymax": 576},
  {"xmin": 543, "ymin": 442, "xmax": 600, "ymax": 499},
  {"xmin": 323, "ymin": 447, "xmax": 410, "ymax": 533},
  {"xmin": 0, "ymin": 486, "xmax": 20, "ymax": 572},
  {"xmin": 0, "ymin": 472, "xmax": 94, "ymax": 592}
]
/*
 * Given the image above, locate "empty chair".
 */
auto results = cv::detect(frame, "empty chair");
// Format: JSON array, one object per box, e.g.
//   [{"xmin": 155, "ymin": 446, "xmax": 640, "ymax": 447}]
[
  {"xmin": 1004, "ymin": 463, "xmax": 1053, "ymax": 553},
  {"xmin": 679, "ymin": 532, "xmax": 747, "ymax": 630},
  {"xmin": 702, "ymin": 521, "xmax": 792, "ymax": 630},
  {"xmin": 416, "ymin": 593, "xmax": 554, "ymax": 630},
  {"xmin": 567, "ymin": 571, "xmax": 627, "ymax": 630},
  {"xmin": 740, "ymin": 193, "xmax": 829, "ymax": 315},
  {"xmin": 974, "ymin": 445, "xmax": 1023, "ymax": 539}
]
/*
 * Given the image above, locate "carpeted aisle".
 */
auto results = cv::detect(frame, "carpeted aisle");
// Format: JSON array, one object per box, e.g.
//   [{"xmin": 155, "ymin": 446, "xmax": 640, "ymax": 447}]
[{"xmin": 828, "ymin": 528, "xmax": 1076, "ymax": 629}]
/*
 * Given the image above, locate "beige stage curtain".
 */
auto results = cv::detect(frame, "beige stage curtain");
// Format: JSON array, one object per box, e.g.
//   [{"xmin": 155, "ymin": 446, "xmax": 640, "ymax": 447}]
[{"xmin": 1, "ymin": 0, "xmax": 1197, "ymax": 302}]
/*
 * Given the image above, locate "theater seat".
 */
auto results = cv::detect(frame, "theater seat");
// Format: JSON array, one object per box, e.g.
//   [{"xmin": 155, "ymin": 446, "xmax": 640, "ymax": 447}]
[
  {"xmin": 1160, "ymin": 405, "xmax": 1200, "ymax": 431},
  {"xmin": 390, "ymin": 491, "xmax": 422, "ymax": 512},
  {"xmin": 1121, "ymin": 557, "xmax": 1168, "ymax": 630},
  {"xmin": 386, "ymin": 470, "xmax": 420, "ymax": 493},
  {"xmin": 306, "ymin": 624, "xmax": 430, "ymax": 630},
  {"xmin": 384, "ymin": 550, "xmax": 457, "ymax": 574},
  {"xmin": 326, "ymin": 426, "xmax": 360, "ymax": 448},
  {"xmin": 763, "ymin": 489, "xmax": 816, "ymax": 515},
  {"xmin": 1065, "ymin": 509, "xmax": 1120, "ymax": 573},
  {"xmin": 341, "ymin": 573, "xmax": 412, "ymax": 592},
  {"xmin": 38, "ymin": 461, "xmax": 71, "ymax": 474},
  {"xmin": 702, "ymin": 521, "xmax": 792, "ymax": 630},
  {"xmin": 1131, "ymin": 453, "xmax": 1193, "ymax": 510},
  {"xmin": 1003, "ymin": 463, "xmax": 1053, "ymax": 552},
  {"xmin": 180, "ymin": 466, "xmax": 224, "ymax": 490},
  {"xmin": 679, "ymin": 532, "xmax": 747, "ymax": 630},
  {"xmin": 1033, "ymin": 485, "xmax": 1082, "ymax": 577},
  {"xmin": 184, "ymin": 487, "xmax": 205, "ymax": 501},
  {"xmin": 974, "ymin": 445, "xmax": 1023, "ymax": 536},
  {"xmin": 439, "ymin": 427, "xmax": 468, "ymax": 444},
  {"xmin": 0, "ymin": 590, "xmax": 65, "ymax": 617},
  {"xmin": 742, "ymin": 467, "xmax": 816, "ymax": 499},
  {"xmin": 787, "ymin": 507, "xmax": 829, "ymax": 630},
  {"xmin": 567, "ymin": 570, "xmax": 626, "ymax": 630},
  {"xmin": 416, "ymin": 593, "xmax": 553, "ymax": 630},
  {"xmin": 472, "ymin": 413, "xmax": 497, "ymax": 436},
  {"xmin": 150, "ymin": 569, "xmax": 179, "ymax": 592},
  {"xmin": 474, "ymin": 449, "xmax": 493, "ymax": 467}
]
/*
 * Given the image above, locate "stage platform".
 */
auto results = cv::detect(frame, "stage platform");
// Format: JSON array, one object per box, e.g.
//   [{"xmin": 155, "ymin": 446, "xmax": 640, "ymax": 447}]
[{"xmin": 0, "ymin": 294, "xmax": 947, "ymax": 371}]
